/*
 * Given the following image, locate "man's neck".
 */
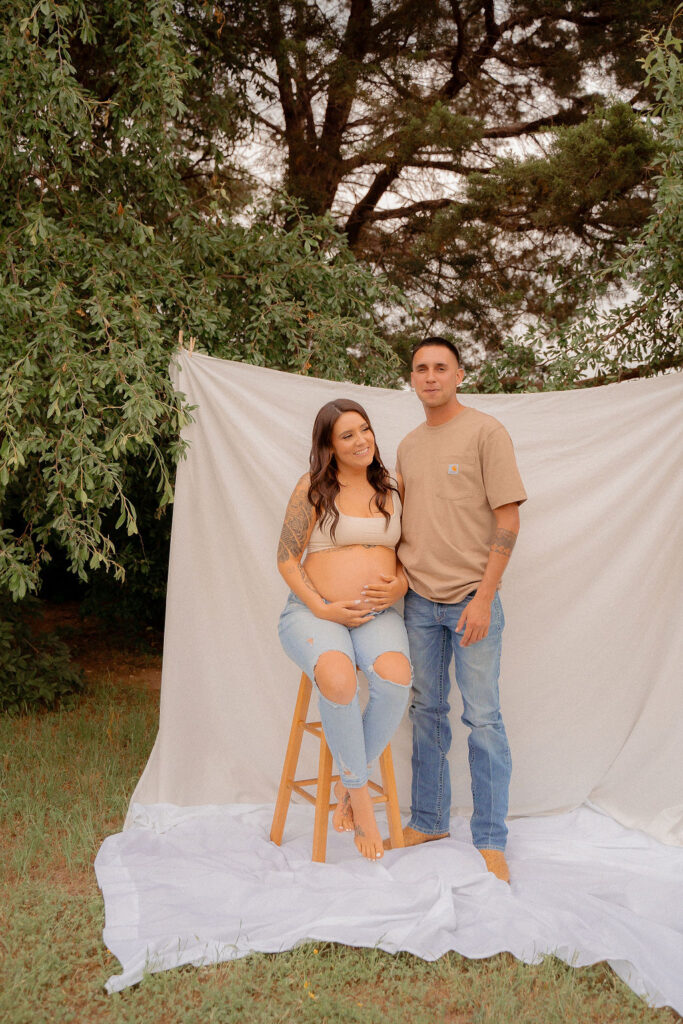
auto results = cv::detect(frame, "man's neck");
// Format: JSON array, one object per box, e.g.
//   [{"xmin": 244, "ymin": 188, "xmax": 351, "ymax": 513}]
[{"xmin": 424, "ymin": 398, "xmax": 465, "ymax": 427}]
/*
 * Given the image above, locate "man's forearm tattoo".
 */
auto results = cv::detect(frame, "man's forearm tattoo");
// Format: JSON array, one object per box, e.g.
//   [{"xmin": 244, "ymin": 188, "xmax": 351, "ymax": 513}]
[
  {"xmin": 277, "ymin": 487, "xmax": 314, "ymax": 563},
  {"xmin": 491, "ymin": 528, "xmax": 517, "ymax": 558}
]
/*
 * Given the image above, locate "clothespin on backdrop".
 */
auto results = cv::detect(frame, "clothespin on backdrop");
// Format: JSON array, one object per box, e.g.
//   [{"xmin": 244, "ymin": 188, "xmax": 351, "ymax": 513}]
[{"xmin": 177, "ymin": 330, "xmax": 197, "ymax": 355}]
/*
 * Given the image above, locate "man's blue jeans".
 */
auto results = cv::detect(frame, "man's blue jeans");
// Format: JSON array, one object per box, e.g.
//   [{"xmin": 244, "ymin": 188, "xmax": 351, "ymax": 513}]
[{"xmin": 404, "ymin": 588, "xmax": 511, "ymax": 851}]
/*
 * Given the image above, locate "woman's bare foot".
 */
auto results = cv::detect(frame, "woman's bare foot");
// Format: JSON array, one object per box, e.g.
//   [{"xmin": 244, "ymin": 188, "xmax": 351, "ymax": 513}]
[
  {"xmin": 348, "ymin": 786, "xmax": 384, "ymax": 861},
  {"xmin": 332, "ymin": 781, "xmax": 354, "ymax": 832}
]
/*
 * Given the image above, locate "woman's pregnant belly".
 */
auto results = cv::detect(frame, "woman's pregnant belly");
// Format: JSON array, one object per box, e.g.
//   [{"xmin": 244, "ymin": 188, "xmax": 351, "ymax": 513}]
[{"xmin": 303, "ymin": 546, "xmax": 398, "ymax": 604}]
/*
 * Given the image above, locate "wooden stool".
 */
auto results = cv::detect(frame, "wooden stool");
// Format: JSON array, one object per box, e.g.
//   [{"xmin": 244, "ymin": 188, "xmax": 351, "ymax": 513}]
[{"xmin": 270, "ymin": 672, "xmax": 405, "ymax": 862}]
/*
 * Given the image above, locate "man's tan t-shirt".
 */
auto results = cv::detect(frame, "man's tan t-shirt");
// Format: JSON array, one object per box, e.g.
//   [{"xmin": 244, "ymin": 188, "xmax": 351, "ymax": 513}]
[{"xmin": 396, "ymin": 406, "xmax": 527, "ymax": 604}]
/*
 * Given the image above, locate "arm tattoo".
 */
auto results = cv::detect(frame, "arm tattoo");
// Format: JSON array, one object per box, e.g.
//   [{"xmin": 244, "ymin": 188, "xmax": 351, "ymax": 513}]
[
  {"xmin": 297, "ymin": 563, "xmax": 321, "ymax": 597},
  {"xmin": 277, "ymin": 486, "xmax": 314, "ymax": 563},
  {"xmin": 491, "ymin": 527, "xmax": 517, "ymax": 558},
  {"xmin": 320, "ymin": 544, "xmax": 377, "ymax": 554},
  {"xmin": 278, "ymin": 483, "xmax": 324, "ymax": 600}
]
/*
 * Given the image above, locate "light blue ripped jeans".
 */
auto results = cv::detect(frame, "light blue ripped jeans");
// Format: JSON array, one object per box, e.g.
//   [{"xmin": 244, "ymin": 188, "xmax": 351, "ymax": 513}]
[{"xmin": 278, "ymin": 592, "xmax": 412, "ymax": 788}]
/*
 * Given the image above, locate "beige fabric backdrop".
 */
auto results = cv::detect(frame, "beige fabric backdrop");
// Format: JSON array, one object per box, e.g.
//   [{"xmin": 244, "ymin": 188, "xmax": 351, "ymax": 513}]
[{"xmin": 127, "ymin": 353, "xmax": 683, "ymax": 844}]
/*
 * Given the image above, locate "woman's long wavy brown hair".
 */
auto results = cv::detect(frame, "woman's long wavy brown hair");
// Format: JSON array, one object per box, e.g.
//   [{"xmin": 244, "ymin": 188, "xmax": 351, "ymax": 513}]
[{"xmin": 307, "ymin": 399, "xmax": 398, "ymax": 541}]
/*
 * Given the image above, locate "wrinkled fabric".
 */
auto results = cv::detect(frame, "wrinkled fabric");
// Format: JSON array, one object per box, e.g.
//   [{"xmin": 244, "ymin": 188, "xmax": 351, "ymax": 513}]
[
  {"xmin": 95, "ymin": 803, "xmax": 683, "ymax": 1012},
  {"xmin": 126, "ymin": 354, "xmax": 683, "ymax": 845}
]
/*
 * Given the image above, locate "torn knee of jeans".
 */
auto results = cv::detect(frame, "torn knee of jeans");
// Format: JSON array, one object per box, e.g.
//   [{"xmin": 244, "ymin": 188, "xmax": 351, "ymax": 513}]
[
  {"xmin": 313, "ymin": 651, "xmax": 357, "ymax": 704},
  {"xmin": 306, "ymin": 637, "xmax": 314, "ymax": 645},
  {"xmin": 371, "ymin": 652, "xmax": 412, "ymax": 687}
]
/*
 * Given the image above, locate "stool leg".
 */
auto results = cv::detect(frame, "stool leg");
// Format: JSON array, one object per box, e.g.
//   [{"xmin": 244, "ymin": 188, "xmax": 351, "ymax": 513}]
[
  {"xmin": 270, "ymin": 673, "xmax": 313, "ymax": 846},
  {"xmin": 379, "ymin": 744, "xmax": 404, "ymax": 849},
  {"xmin": 312, "ymin": 734, "xmax": 334, "ymax": 863}
]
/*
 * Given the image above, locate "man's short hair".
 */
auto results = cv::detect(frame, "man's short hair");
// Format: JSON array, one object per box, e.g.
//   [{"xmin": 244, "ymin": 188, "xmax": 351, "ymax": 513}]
[{"xmin": 411, "ymin": 336, "xmax": 461, "ymax": 366}]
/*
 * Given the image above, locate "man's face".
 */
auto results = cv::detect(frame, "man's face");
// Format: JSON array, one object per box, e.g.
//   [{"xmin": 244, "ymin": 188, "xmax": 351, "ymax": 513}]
[{"xmin": 411, "ymin": 345, "xmax": 464, "ymax": 409}]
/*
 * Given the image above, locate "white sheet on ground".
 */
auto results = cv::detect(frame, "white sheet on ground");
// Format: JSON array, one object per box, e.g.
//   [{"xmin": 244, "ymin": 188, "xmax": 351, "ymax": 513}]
[
  {"xmin": 96, "ymin": 357, "xmax": 683, "ymax": 1004},
  {"xmin": 126, "ymin": 355, "xmax": 683, "ymax": 844},
  {"xmin": 95, "ymin": 803, "xmax": 683, "ymax": 1011}
]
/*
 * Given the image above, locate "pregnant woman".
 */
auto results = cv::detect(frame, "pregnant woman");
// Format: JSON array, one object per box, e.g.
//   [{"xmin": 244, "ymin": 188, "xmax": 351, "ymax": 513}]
[{"xmin": 277, "ymin": 399, "xmax": 412, "ymax": 861}]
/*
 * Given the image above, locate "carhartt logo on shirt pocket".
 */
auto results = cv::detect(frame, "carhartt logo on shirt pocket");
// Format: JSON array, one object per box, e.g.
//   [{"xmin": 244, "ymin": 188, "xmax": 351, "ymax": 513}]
[{"xmin": 436, "ymin": 456, "xmax": 474, "ymax": 501}]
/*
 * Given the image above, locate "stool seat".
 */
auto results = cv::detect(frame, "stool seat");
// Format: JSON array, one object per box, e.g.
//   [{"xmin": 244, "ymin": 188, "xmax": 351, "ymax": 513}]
[{"xmin": 270, "ymin": 672, "xmax": 405, "ymax": 862}]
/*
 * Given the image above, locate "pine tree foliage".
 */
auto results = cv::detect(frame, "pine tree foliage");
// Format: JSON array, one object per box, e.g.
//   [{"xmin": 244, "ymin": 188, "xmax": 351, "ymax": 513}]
[
  {"xmin": 468, "ymin": 15, "xmax": 683, "ymax": 391},
  {"xmin": 184, "ymin": 1, "xmax": 677, "ymax": 351}
]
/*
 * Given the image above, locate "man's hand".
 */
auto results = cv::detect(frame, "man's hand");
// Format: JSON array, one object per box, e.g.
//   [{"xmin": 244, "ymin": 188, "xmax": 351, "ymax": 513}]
[
  {"xmin": 456, "ymin": 503, "xmax": 520, "ymax": 646},
  {"xmin": 456, "ymin": 594, "xmax": 492, "ymax": 647},
  {"xmin": 361, "ymin": 574, "xmax": 407, "ymax": 611}
]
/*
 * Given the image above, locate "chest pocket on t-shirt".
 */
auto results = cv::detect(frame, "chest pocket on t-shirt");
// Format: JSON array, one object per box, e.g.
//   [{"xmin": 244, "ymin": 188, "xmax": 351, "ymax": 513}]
[{"xmin": 435, "ymin": 455, "xmax": 476, "ymax": 502}]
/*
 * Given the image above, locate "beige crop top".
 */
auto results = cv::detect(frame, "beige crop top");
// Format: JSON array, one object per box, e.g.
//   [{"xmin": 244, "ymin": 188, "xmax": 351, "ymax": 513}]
[{"xmin": 307, "ymin": 490, "xmax": 402, "ymax": 554}]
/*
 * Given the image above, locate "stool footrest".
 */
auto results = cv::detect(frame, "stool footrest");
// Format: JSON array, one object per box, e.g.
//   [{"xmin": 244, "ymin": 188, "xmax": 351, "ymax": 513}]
[
  {"xmin": 367, "ymin": 779, "xmax": 388, "ymax": 804},
  {"xmin": 292, "ymin": 782, "xmax": 334, "ymax": 809},
  {"xmin": 291, "ymin": 777, "xmax": 387, "ymax": 808}
]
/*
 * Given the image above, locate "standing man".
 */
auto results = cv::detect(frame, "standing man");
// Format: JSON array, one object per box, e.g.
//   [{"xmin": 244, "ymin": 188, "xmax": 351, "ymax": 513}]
[{"xmin": 391, "ymin": 336, "xmax": 526, "ymax": 882}]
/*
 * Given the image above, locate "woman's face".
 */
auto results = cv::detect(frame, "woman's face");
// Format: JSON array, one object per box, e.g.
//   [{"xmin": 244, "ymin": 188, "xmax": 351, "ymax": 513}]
[{"xmin": 330, "ymin": 411, "xmax": 375, "ymax": 472}]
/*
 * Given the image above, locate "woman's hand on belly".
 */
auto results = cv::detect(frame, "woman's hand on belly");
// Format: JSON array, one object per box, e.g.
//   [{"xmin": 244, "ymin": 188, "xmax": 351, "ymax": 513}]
[
  {"xmin": 320, "ymin": 600, "xmax": 376, "ymax": 628},
  {"xmin": 361, "ymin": 572, "xmax": 409, "ymax": 611}
]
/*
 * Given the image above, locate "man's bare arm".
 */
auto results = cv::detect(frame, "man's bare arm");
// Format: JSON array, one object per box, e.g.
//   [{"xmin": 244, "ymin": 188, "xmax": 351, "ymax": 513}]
[
  {"xmin": 479, "ymin": 504, "xmax": 520, "ymax": 598},
  {"xmin": 491, "ymin": 526, "xmax": 518, "ymax": 558},
  {"xmin": 457, "ymin": 503, "xmax": 521, "ymax": 647}
]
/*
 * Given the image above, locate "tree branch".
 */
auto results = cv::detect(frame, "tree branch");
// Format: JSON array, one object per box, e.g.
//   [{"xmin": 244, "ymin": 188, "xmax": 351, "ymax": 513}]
[
  {"xmin": 265, "ymin": 1, "xmax": 306, "ymax": 149},
  {"xmin": 320, "ymin": 0, "xmax": 373, "ymax": 154},
  {"xmin": 406, "ymin": 159, "xmax": 491, "ymax": 173},
  {"xmin": 577, "ymin": 353, "xmax": 683, "ymax": 388},
  {"xmin": 345, "ymin": 162, "xmax": 403, "ymax": 245},
  {"xmin": 363, "ymin": 198, "xmax": 460, "ymax": 221},
  {"xmin": 345, "ymin": 1, "xmax": 506, "ymax": 242},
  {"xmin": 449, "ymin": 0, "xmax": 465, "ymax": 75},
  {"xmin": 482, "ymin": 98, "xmax": 595, "ymax": 138},
  {"xmin": 339, "ymin": 124, "xmax": 413, "ymax": 174},
  {"xmin": 440, "ymin": 0, "xmax": 501, "ymax": 100},
  {"xmin": 292, "ymin": 1, "xmax": 317, "ymax": 144},
  {"xmin": 254, "ymin": 112, "xmax": 286, "ymax": 137}
]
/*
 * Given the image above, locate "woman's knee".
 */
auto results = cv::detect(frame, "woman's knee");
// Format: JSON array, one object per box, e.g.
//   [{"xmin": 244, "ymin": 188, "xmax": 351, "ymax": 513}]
[
  {"xmin": 372, "ymin": 652, "xmax": 412, "ymax": 687},
  {"xmin": 314, "ymin": 651, "xmax": 357, "ymax": 704}
]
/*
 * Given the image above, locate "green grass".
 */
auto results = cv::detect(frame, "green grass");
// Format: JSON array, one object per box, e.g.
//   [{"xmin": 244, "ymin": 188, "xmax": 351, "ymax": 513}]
[{"xmin": 0, "ymin": 678, "xmax": 680, "ymax": 1024}]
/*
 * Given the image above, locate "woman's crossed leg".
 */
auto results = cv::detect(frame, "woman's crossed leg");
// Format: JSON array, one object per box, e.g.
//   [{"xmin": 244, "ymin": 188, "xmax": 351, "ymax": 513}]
[{"xmin": 315, "ymin": 649, "xmax": 411, "ymax": 860}]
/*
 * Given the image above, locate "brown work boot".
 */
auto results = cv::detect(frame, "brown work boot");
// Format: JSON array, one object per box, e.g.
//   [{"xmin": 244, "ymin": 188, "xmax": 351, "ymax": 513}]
[
  {"xmin": 479, "ymin": 848, "xmax": 510, "ymax": 883},
  {"xmin": 383, "ymin": 826, "xmax": 450, "ymax": 851}
]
